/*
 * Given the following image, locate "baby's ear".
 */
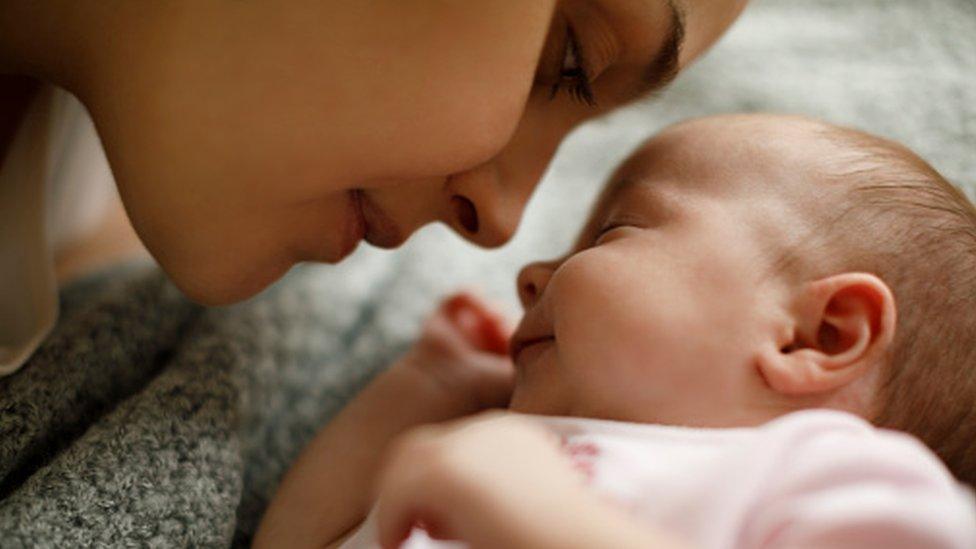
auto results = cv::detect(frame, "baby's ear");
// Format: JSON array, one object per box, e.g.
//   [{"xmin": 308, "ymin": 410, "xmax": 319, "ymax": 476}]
[{"xmin": 757, "ymin": 273, "xmax": 896, "ymax": 396}]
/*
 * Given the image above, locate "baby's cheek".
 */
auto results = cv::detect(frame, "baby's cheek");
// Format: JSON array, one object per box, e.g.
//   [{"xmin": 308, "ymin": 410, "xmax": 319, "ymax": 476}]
[
  {"xmin": 551, "ymin": 255, "xmax": 639, "ymax": 361},
  {"xmin": 551, "ymin": 252, "xmax": 621, "ymax": 303}
]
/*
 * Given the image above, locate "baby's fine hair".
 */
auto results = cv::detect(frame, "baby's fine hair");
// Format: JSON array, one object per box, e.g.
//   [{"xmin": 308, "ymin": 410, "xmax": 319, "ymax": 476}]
[{"xmin": 805, "ymin": 126, "xmax": 976, "ymax": 486}]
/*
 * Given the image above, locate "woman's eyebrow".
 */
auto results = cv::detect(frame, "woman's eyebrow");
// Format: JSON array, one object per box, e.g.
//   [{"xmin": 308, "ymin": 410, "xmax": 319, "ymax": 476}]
[{"xmin": 636, "ymin": 0, "xmax": 686, "ymax": 97}]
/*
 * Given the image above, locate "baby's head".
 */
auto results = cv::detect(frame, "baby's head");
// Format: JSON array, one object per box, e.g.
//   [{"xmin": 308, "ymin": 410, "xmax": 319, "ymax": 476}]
[{"xmin": 509, "ymin": 114, "xmax": 976, "ymax": 484}]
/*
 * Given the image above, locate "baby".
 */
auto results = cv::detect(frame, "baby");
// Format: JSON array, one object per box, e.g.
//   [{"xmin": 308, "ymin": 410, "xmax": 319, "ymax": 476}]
[{"xmin": 255, "ymin": 114, "xmax": 976, "ymax": 548}]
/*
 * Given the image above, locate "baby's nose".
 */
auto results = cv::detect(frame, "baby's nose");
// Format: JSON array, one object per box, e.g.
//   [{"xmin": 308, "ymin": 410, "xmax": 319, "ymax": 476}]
[{"xmin": 517, "ymin": 261, "xmax": 554, "ymax": 309}]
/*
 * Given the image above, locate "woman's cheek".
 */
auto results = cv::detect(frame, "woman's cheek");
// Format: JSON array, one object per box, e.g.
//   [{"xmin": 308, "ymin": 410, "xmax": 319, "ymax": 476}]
[{"xmin": 421, "ymin": 90, "xmax": 527, "ymax": 174}]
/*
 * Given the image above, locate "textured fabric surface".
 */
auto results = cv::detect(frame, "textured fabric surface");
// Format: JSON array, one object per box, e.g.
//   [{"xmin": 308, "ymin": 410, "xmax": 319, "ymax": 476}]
[{"xmin": 1, "ymin": 0, "xmax": 973, "ymax": 546}]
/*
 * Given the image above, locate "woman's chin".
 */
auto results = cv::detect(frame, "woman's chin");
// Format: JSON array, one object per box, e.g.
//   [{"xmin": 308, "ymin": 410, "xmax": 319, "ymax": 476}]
[{"xmin": 163, "ymin": 254, "xmax": 292, "ymax": 307}]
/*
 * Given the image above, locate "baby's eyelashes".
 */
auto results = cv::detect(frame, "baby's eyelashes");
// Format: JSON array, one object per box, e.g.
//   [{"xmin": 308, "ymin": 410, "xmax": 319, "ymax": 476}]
[
  {"xmin": 593, "ymin": 222, "xmax": 634, "ymax": 245},
  {"xmin": 591, "ymin": 213, "xmax": 650, "ymax": 246}
]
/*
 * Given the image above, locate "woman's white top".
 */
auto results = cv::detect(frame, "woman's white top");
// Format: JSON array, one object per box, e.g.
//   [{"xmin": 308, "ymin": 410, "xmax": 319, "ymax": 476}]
[
  {"xmin": 0, "ymin": 85, "xmax": 115, "ymax": 376},
  {"xmin": 344, "ymin": 410, "xmax": 976, "ymax": 549}
]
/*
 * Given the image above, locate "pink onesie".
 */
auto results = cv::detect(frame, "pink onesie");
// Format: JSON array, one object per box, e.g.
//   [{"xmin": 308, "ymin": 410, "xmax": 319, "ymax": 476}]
[{"xmin": 343, "ymin": 409, "xmax": 976, "ymax": 548}]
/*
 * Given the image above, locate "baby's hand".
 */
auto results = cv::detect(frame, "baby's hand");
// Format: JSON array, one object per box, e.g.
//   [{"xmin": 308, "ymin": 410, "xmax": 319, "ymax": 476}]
[
  {"xmin": 396, "ymin": 292, "xmax": 515, "ymax": 414},
  {"xmin": 374, "ymin": 412, "xmax": 584, "ymax": 549}
]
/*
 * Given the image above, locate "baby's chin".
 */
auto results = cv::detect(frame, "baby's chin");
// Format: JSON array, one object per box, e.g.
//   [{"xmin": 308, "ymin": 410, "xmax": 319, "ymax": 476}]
[{"xmin": 508, "ymin": 387, "xmax": 570, "ymax": 417}]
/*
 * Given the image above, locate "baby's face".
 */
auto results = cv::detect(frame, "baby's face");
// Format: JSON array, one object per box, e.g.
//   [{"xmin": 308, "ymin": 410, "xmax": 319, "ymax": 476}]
[{"xmin": 509, "ymin": 116, "xmax": 822, "ymax": 426}]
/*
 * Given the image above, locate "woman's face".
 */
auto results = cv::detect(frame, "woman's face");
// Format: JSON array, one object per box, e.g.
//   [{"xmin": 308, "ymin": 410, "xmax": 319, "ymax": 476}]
[{"xmin": 87, "ymin": 0, "xmax": 747, "ymax": 304}]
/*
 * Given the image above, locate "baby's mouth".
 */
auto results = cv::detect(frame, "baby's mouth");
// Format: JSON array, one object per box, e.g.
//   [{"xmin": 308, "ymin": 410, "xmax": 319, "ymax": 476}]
[{"xmin": 510, "ymin": 335, "xmax": 555, "ymax": 366}]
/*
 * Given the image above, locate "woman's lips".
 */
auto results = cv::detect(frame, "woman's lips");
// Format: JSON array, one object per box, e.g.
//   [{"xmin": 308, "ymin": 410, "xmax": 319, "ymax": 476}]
[
  {"xmin": 357, "ymin": 190, "xmax": 403, "ymax": 248},
  {"xmin": 343, "ymin": 190, "xmax": 404, "ymax": 257},
  {"xmin": 341, "ymin": 190, "xmax": 367, "ymax": 258}
]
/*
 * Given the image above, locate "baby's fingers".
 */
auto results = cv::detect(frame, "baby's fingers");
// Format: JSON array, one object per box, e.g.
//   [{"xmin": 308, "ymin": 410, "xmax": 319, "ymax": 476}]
[{"xmin": 442, "ymin": 292, "xmax": 511, "ymax": 355}]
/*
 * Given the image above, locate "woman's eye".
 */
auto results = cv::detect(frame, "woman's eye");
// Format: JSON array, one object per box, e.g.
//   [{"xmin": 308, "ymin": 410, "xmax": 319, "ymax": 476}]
[{"xmin": 549, "ymin": 26, "xmax": 597, "ymax": 107}]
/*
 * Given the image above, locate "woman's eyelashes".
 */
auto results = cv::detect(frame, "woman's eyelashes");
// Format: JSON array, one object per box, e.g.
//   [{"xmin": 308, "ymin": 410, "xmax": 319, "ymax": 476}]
[{"xmin": 549, "ymin": 25, "xmax": 597, "ymax": 107}]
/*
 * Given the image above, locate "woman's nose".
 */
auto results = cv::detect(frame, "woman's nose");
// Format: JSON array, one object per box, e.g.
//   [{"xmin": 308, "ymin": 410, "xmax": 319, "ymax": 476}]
[
  {"xmin": 517, "ymin": 261, "xmax": 554, "ymax": 309},
  {"xmin": 445, "ymin": 164, "xmax": 531, "ymax": 248}
]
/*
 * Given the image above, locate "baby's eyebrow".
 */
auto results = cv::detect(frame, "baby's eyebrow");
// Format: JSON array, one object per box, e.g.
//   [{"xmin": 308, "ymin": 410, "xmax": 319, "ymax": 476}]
[
  {"xmin": 607, "ymin": 176, "xmax": 651, "ymax": 196},
  {"xmin": 614, "ymin": 175, "xmax": 682, "ymax": 219},
  {"xmin": 592, "ymin": 178, "xmax": 643, "ymax": 211},
  {"xmin": 591, "ymin": 177, "xmax": 636, "ymax": 212}
]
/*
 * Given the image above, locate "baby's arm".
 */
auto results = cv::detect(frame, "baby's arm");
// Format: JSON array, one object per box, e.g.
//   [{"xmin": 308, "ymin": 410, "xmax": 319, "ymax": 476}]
[
  {"xmin": 254, "ymin": 293, "xmax": 514, "ymax": 549},
  {"xmin": 375, "ymin": 413, "xmax": 690, "ymax": 549}
]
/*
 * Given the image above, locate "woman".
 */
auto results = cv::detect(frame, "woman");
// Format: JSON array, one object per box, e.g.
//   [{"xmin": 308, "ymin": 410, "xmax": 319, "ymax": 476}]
[{"xmin": 0, "ymin": 0, "xmax": 747, "ymax": 375}]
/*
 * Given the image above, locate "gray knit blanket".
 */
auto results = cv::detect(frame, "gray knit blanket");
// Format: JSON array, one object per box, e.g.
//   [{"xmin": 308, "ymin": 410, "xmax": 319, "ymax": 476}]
[{"xmin": 2, "ymin": 0, "xmax": 973, "ymax": 546}]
